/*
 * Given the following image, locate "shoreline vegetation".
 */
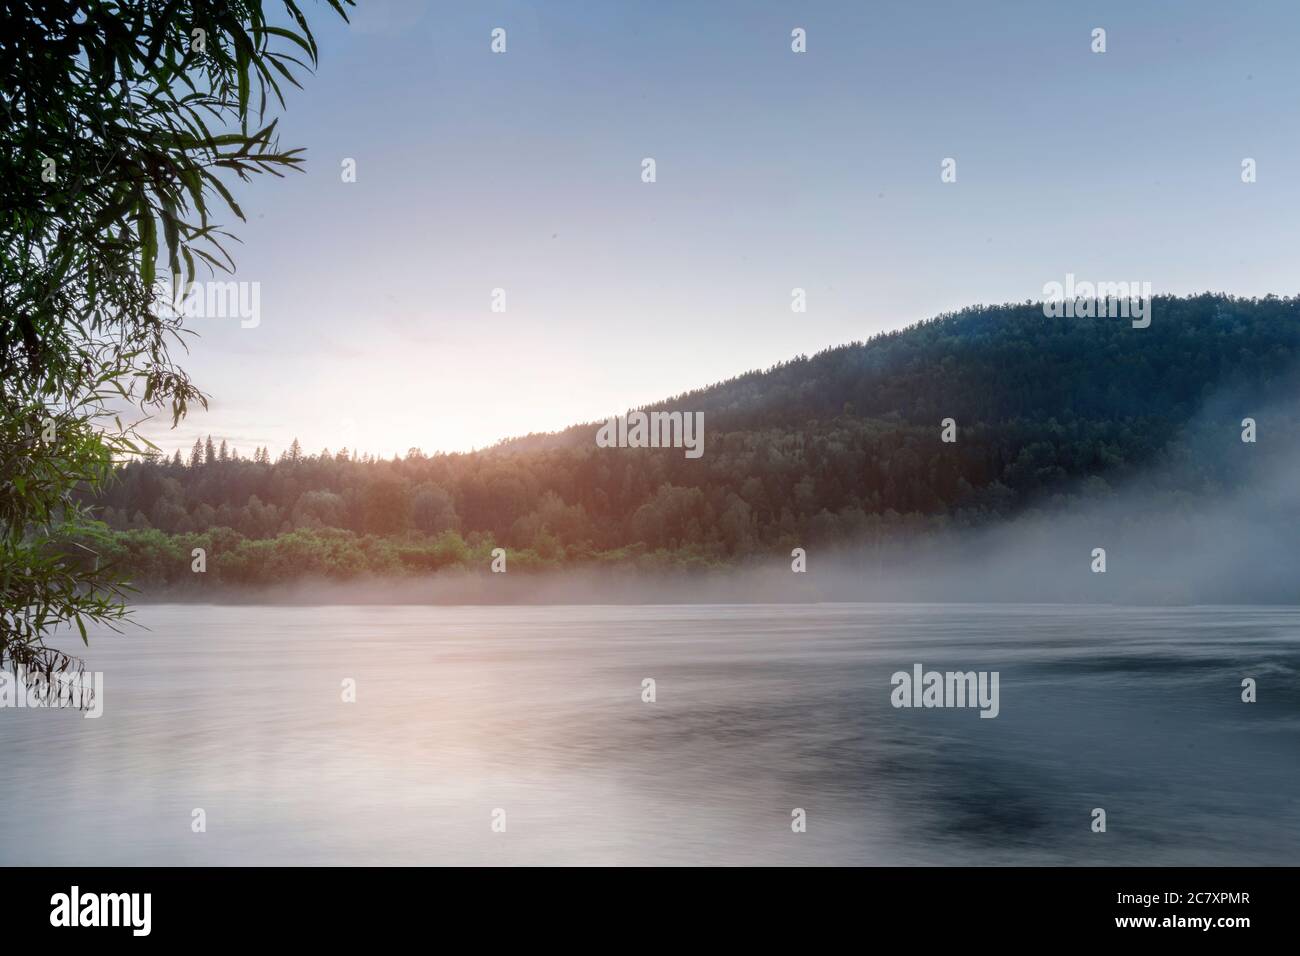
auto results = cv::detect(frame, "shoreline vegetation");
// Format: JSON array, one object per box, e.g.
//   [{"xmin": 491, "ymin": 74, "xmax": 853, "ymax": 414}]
[
  {"xmin": 79, "ymin": 491, "xmax": 1297, "ymax": 605},
  {"xmin": 67, "ymin": 294, "xmax": 1300, "ymax": 604},
  {"xmin": 1, "ymin": 0, "xmax": 355, "ymax": 673}
]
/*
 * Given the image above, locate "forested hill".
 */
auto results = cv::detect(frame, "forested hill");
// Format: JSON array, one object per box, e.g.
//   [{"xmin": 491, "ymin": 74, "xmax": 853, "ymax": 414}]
[
  {"xmin": 86, "ymin": 294, "xmax": 1300, "ymax": 579},
  {"xmin": 494, "ymin": 294, "xmax": 1300, "ymax": 454}
]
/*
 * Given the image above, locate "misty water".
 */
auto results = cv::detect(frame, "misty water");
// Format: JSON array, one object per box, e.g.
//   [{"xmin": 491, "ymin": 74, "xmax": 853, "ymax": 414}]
[{"xmin": 2, "ymin": 603, "xmax": 1297, "ymax": 865}]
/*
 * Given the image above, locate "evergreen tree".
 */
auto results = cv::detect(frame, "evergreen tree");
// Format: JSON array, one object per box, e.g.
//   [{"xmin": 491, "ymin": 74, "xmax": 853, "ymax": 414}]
[{"xmin": 70, "ymin": 294, "xmax": 1300, "ymax": 565}]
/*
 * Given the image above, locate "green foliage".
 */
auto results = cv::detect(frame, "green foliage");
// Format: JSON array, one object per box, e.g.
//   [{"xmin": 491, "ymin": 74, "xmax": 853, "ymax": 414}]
[
  {"xmin": 1, "ymin": 1, "xmax": 348, "ymax": 670},
  {"xmin": 84, "ymin": 526, "xmax": 512, "ymax": 587},
  {"xmin": 84, "ymin": 294, "xmax": 1300, "ymax": 586}
]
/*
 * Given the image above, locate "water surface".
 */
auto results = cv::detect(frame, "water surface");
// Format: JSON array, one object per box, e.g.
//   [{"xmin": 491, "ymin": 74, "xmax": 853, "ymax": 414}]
[{"xmin": 2, "ymin": 604, "xmax": 1296, "ymax": 865}]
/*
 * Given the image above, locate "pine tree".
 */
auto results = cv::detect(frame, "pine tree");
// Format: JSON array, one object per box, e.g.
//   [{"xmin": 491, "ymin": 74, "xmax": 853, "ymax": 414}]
[
  {"xmin": 288, "ymin": 438, "xmax": 302, "ymax": 463},
  {"xmin": 171, "ymin": 450, "xmax": 183, "ymax": 467},
  {"xmin": 218, "ymin": 439, "xmax": 229, "ymax": 462},
  {"xmin": 188, "ymin": 438, "xmax": 203, "ymax": 468}
]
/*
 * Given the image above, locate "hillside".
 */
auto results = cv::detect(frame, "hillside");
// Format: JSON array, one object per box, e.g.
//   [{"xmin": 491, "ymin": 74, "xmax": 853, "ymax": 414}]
[{"xmin": 80, "ymin": 293, "xmax": 1300, "ymax": 585}]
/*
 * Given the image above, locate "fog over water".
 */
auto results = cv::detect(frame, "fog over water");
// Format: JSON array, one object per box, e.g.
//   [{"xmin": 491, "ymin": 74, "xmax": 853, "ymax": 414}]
[
  {"xmin": 1, "ymin": 603, "xmax": 1297, "ymax": 865},
  {"xmin": 5, "ymin": 382, "xmax": 1298, "ymax": 865},
  {"xmin": 132, "ymin": 378, "xmax": 1300, "ymax": 609}
]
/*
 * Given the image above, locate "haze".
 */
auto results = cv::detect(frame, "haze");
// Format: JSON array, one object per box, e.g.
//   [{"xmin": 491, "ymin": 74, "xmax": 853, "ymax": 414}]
[{"xmin": 141, "ymin": 0, "xmax": 1300, "ymax": 459}]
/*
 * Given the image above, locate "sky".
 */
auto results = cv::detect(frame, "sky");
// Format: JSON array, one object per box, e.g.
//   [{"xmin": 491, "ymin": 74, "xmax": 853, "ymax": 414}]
[{"xmin": 142, "ymin": 0, "xmax": 1300, "ymax": 460}]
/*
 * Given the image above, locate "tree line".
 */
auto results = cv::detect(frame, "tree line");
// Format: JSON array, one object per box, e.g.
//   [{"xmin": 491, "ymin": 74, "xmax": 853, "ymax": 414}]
[{"xmin": 81, "ymin": 293, "xmax": 1300, "ymax": 583}]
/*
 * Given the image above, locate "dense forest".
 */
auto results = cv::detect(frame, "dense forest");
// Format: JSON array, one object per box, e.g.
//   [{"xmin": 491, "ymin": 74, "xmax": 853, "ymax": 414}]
[{"xmin": 80, "ymin": 294, "xmax": 1300, "ymax": 586}]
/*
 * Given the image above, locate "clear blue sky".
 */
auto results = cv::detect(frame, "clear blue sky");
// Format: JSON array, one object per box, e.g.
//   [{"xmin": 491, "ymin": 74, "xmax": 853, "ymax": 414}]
[{"xmin": 145, "ymin": 0, "xmax": 1300, "ymax": 459}]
